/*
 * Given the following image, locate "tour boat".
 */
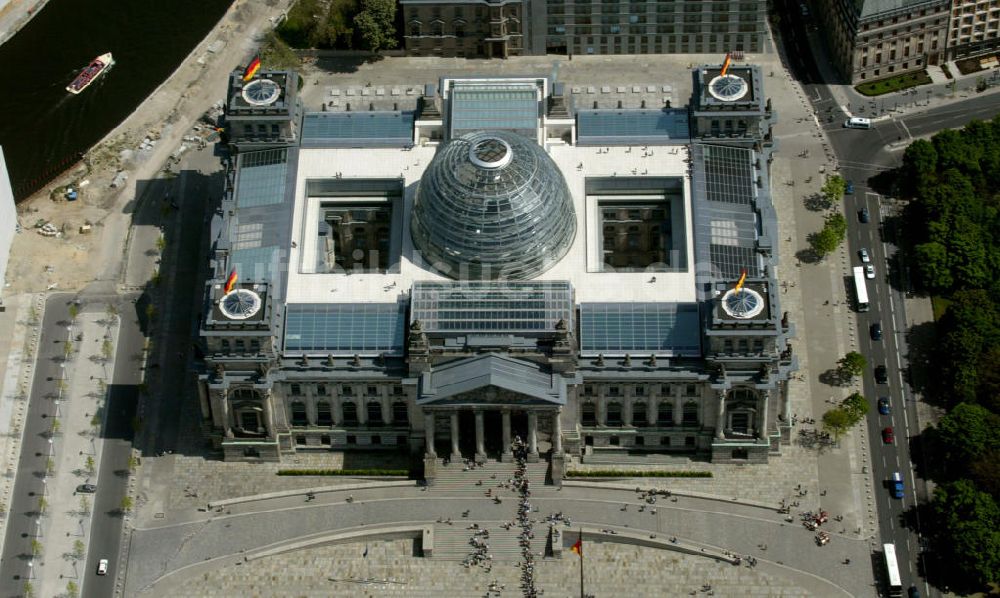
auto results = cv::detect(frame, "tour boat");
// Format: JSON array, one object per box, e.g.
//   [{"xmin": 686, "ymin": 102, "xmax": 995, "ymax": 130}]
[{"xmin": 66, "ymin": 53, "xmax": 114, "ymax": 94}]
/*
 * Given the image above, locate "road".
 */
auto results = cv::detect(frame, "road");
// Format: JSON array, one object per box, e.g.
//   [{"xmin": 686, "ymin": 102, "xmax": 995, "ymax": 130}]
[{"xmin": 775, "ymin": 3, "xmax": 1000, "ymax": 596}]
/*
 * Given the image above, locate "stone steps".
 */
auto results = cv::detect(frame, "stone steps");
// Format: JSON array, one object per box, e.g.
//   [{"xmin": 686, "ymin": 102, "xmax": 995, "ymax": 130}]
[
  {"xmin": 430, "ymin": 460, "xmax": 548, "ymax": 493},
  {"xmin": 432, "ymin": 522, "xmax": 526, "ymax": 561},
  {"xmin": 582, "ymin": 451, "xmax": 696, "ymax": 465}
]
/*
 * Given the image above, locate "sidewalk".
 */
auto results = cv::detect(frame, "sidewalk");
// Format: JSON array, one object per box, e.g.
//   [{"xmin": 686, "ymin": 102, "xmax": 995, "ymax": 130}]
[
  {"xmin": 0, "ymin": 0, "xmax": 50, "ymax": 47},
  {"xmin": 34, "ymin": 311, "xmax": 118, "ymax": 598}
]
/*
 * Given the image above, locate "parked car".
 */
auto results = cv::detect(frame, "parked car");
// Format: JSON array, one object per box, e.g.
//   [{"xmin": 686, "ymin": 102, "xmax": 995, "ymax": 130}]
[
  {"xmin": 882, "ymin": 427, "xmax": 895, "ymax": 444},
  {"xmin": 76, "ymin": 484, "xmax": 97, "ymax": 494},
  {"xmin": 865, "ymin": 264, "xmax": 875, "ymax": 279},
  {"xmin": 877, "ymin": 396, "xmax": 890, "ymax": 415},
  {"xmin": 858, "ymin": 248, "xmax": 870, "ymax": 263},
  {"xmin": 875, "ymin": 365, "xmax": 888, "ymax": 384},
  {"xmin": 859, "ymin": 207, "xmax": 870, "ymax": 223},
  {"xmin": 870, "ymin": 322, "xmax": 882, "ymax": 341},
  {"xmin": 845, "ymin": 180, "xmax": 855, "ymax": 195},
  {"xmin": 97, "ymin": 559, "xmax": 109, "ymax": 575}
]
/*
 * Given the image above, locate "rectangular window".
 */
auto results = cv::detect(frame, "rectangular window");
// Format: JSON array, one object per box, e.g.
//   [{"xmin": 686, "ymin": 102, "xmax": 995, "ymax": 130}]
[
  {"xmin": 367, "ymin": 386, "xmax": 378, "ymax": 396},
  {"xmin": 290, "ymin": 384, "xmax": 301, "ymax": 396},
  {"xmin": 341, "ymin": 386, "xmax": 353, "ymax": 396}
]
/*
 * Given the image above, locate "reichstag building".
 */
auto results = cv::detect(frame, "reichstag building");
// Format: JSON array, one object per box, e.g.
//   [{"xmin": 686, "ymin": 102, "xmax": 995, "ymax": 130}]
[{"xmin": 199, "ymin": 64, "xmax": 797, "ymax": 481}]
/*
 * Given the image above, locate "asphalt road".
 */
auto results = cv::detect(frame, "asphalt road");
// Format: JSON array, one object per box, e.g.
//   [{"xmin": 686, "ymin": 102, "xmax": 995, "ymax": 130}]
[
  {"xmin": 81, "ymin": 299, "xmax": 141, "ymax": 598},
  {"xmin": 0, "ymin": 295, "xmax": 72, "ymax": 595}
]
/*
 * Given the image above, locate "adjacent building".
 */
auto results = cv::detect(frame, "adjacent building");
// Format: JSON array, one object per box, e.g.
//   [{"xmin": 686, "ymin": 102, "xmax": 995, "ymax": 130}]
[
  {"xmin": 947, "ymin": 0, "xmax": 1000, "ymax": 61},
  {"xmin": 199, "ymin": 64, "xmax": 796, "ymax": 481},
  {"xmin": 400, "ymin": 0, "xmax": 770, "ymax": 58},
  {"xmin": 819, "ymin": 0, "xmax": 949, "ymax": 83}
]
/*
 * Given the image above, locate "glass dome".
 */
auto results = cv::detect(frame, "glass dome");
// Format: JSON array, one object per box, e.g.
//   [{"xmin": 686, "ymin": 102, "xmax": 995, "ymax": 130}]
[{"xmin": 411, "ymin": 131, "xmax": 577, "ymax": 280}]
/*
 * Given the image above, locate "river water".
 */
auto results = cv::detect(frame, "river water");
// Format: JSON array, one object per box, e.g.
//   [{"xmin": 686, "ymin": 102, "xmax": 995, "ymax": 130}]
[{"xmin": 0, "ymin": 0, "xmax": 232, "ymax": 201}]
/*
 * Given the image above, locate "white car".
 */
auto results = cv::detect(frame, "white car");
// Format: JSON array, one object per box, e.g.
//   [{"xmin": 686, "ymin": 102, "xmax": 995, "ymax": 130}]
[
  {"xmin": 859, "ymin": 248, "xmax": 871, "ymax": 263},
  {"xmin": 865, "ymin": 264, "xmax": 875, "ymax": 279},
  {"xmin": 97, "ymin": 558, "xmax": 108, "ymax": 575}
]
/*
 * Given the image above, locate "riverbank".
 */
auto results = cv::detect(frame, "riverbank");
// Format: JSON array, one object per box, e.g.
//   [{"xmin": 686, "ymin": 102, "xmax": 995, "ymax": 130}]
[
  {"xmin": 6, "ymin": 0, "xmax": 292, "ymax": 294},
  {"xmin": 0, "ymin": 0, "xmax": 49, "ymax": 47}
]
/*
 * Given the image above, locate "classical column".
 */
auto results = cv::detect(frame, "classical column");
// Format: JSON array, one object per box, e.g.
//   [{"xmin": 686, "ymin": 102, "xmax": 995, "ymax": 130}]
[
  {"xmin": 474, "ymin": 410, "xmax": 486, "ymax": 460},
  {"xmin": 715, "ymin": 390, "xmax": 727, "ymax": 440},
  {"xmin": 624, "ymin": 400, "xmax": 633, "ymax": 427},
  {"xmin": 501, "ymin": 409, "xmax": 512, "ymax": 461},
  {"xmin": 334, "ymin": 399, "xmax": 344, "ymax": 426},
  {"xmin": 647, "ymin": 399, "xmax": 657, "ymax": 426},
  {"xmin": 527, "ymin": 411, "xmax": 538, "ymax": 458},
  {"xmin": 450, "ymin": 411, "xmax": 461, "ymax": 458},
  {"xmin": 552, "ymin": 408, "xmax": 563, "ymax": 455},
  {"xmin": 597, "ymin": 399, "xmax": 607, "ymax": 427},
  {"xmin": 358, "ymin": 401, "xmax": 368, "ymax": 425},
  {"xmin": 262, "ymin": 397, "xmax": 275, "ymax": 437},
  {"xmin": 424, "ymin": 410, "xmax": 437, "ymax": 457},
  {"xmin": 673, "ymin": 396, "xmax": 684, "ymax": 426},
  {"xmin": 382, "ymin": 399, "xmax": 392, "ymax": 426}
]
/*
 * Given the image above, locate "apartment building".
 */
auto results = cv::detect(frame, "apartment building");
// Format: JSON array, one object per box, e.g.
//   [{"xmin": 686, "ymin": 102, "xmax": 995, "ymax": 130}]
[{"xmin": 948, "ymin": 0, "xmax": 1000, "ymax": 60}]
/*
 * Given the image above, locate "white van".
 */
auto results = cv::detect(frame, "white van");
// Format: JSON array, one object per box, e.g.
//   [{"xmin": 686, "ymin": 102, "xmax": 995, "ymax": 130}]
[{"xmin": 844, "ymin": 117, "xmax": 872, "ymax": 129}]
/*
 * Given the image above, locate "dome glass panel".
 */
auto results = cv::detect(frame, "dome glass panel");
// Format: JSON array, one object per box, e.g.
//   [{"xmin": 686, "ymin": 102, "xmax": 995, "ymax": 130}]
[{"xmin": 411, "ymin": 131, "xmax": 577, "ymax": 280}]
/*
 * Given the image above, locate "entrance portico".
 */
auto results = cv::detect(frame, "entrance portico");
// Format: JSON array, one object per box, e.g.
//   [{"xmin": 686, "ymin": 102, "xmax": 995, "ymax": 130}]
[{"xmin": 418, "ymin": 354, "xmax": 567, "ymax": 480}]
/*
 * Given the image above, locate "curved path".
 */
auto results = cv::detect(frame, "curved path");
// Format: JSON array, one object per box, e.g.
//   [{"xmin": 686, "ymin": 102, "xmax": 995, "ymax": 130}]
[{"xmin": 125, "ymin": 485, "xmax": 875, "ymax": 597}]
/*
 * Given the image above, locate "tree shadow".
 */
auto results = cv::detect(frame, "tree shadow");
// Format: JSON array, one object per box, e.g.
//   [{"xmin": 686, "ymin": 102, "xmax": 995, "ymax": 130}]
[
  {"xmin": 803, "ymin": 194, "xmax": 832, "ymax": 212},
  {"xmin": 905, "ymin": 321, "xmax": 937, "ymax": 400},
  {"xmin": 795, "ymin": 247, "xmax": 822, "ymax": 265},
  {"xmin": 312, "ymin": 55, "xmax": 369, "ymax": 75},
  {"xmin": 818, "ymin": 368, "xmax": 848, "ymax": 387}
]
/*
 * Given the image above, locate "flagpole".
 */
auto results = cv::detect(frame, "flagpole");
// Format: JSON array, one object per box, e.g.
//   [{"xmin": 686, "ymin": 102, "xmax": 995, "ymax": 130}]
[{"xmin": 578, "ymin": 529, "xmax": 584, "ymax": 598}]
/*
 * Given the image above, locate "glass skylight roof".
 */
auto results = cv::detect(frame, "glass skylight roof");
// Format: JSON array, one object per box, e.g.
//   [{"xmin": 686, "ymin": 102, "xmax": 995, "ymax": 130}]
[
  {"xmin": 579, "ymin": 303, "xmax": 701, "ymax": 356},
  {"xmin": 301, "ymin": 112, "xmax": 414, "ymax": 147},
  {"xmin": 702, "ymin": 145, "xmax": 755, "ymax": 205},
  {"xmin": 576, "ymin": 109, "xmax": 690, "ymax": 145},
  {"xmin": 411, "ymin": 281, "xmax": 574, "ymax": 334},
  {"xmin": 283, "ymin": 303, "xmax": 406, "ymax": 355},
  {"xmin": 449, "ymin": 84, "xmax": 539, "ymax": 137},
  {"xmin": 236, "ymin": 149, "xmax": 288, "ymax": 208}
]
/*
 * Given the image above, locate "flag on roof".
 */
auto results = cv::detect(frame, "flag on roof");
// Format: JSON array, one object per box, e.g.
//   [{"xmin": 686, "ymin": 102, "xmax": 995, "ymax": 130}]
[
  {"xmin": 242, "ymin": 55, "xmax": 261, "ymax": 82},
  {"xmin": 224, "ymin": 268, "xmax": 238, "ymax": 294}
]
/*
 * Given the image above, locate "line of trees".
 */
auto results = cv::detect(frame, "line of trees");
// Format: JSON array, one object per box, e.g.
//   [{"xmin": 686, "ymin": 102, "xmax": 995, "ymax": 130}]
[
  {"xmin": 896, "ymin": 116, "xmax": 1000, "ymax": 591},
  {"xmin": 275, "ymin": 0, "xmax": 398, "ymax": 52}
]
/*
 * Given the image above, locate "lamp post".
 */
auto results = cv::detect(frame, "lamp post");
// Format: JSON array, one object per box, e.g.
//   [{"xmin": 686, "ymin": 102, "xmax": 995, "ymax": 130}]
[
  {"xmin": 47, "ymin": 438, "xmax": 54, "ymax": 457},
  {"xmin": 27, "ymin": 561, "xmax": 33, "ymax": 579},
  {"xmin": 41, "ymin": 478, "xmax": 47, "ymax": 497},
  {"xmin": 35, "ymin": 518, "xmax": 41, "ymax": 538}
]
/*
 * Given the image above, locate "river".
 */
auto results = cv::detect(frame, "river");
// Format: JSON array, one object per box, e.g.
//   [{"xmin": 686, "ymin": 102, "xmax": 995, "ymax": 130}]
[{"xmin": 0, "ymin": 0, "xmax": 233, "ymax": 201}]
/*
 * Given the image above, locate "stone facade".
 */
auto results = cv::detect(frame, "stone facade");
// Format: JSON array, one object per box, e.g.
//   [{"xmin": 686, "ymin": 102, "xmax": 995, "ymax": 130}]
[{"xmin": 947, "ymin": 0, "xmax": 1000, "ymax": 60}]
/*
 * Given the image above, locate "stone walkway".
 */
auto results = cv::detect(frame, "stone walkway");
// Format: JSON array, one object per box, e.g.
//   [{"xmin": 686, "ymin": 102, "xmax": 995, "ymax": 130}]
[{"xmin": 167, "ymin": 539, "xmax": 814, "ymax": 598}]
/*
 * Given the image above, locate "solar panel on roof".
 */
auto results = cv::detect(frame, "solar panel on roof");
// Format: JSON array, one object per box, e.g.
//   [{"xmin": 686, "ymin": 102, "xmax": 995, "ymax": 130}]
[
  {"xmin": 579, "ymin": 303, "xmax": 701, "ymax": 356},
  {"xmin": 411, "ymin": 281, "xmax": 573, "ymax": 333},
  {"xmin": 284, "ymin": 303, "xmax": 405, "ymax": 355},
  {"xmin": 236, "ymin": 149, "xmax": 288, "ymax": 208},
  {"xmin": 702, "ymin": 145, "xmax": 755, "ymax": 205}
]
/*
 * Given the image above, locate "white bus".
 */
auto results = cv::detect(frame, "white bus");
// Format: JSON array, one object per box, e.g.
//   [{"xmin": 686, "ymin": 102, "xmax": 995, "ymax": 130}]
[
  {"xmin": 884, "ymin": 543, "xmax": 903, "ymax": 597},
  {"xmin": 853, "ymin": 266, "xmax": 870, "ymax": 312}
]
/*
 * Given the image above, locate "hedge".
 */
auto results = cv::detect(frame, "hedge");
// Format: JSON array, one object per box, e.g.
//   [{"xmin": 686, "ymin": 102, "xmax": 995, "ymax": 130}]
[
  {"xmin": 566, "ymin": 470, "xmax": 712, "ymax": 478},
  {"xmin": 277, "ymin": 468, "xmax": 408, "ymax": 476}
]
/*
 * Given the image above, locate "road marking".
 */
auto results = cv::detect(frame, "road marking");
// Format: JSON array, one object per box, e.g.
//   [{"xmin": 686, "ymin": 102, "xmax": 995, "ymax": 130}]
[{"xmin": 899, "ymin": 119, "xmax": 912, "ymax": 141}]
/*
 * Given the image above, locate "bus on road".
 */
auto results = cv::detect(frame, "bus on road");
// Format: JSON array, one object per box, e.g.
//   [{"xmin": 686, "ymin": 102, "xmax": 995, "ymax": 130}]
[
  {"xmin": 884, "ymin": 543, "xmax": 903, "ymax": 597},
  {"xmin": 853, "ymin": 266, "xmax": 870, "ymax": 312}
]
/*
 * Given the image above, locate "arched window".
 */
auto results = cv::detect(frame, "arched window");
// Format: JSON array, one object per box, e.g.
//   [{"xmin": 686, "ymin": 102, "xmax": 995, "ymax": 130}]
[
  {"xmin": 682, "ymin": 401, "xmax": 699, "ymax": 425},
  {"xmin": 727, "ymin": 389, "xmax": 758, "ymax": 436},
  {"xmin": 581, "ymin": 402, "xmax": 597, "ymax": 426},
  {"xmin": 409, "ymin": 21, "xmax": 421, "ymax": 36},
  {"xmin": 392, "ymin": 401, "xmax": 409, "ymax": 425},
  {"xmin": 632, "ymin": 401, "xmax": 647, "ymax": 427},
  {"xmin": 606, "ymin": 402, "xmax": 623, "ymax": 426},
  {"xmin": 367, "ymin": 401, "xmax": 383, "ymax": 427},
  {"xmin": 342, "ymin": 402, "xmax": 359, "ymax": 426},
  {"xmin": 316, "ymin": 401, "xmax": 333, "ymax": 426},
  {"xmin": 657, "ymin": 402, "xmax": 673, "ymax": 426},
  {"xmin": 432, "ymin": 21, "xmax": 443, "ymax": 36},
  {"xmin": 290, "ymin": 402, "xmax": 308, "ymax": 426}
]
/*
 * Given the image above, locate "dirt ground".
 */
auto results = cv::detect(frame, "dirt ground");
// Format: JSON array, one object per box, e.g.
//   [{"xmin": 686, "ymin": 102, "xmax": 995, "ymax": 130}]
[{"xmin": 6, "ymin": 0, "xmax": 290, "ymax": 295}]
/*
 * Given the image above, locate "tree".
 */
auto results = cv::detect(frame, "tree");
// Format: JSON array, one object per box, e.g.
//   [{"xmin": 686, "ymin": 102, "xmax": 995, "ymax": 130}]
[
  {"xmin": 50, "ymin": 418, "xmax": 60, "ymax": 436},
  {"xmin": 913, "ymin": 241, "xmax": 953, "ymax": 291},
  {"xmin": 900, "ymin": 138, "xmax": 938, "ymax": 195},
  {"xmin": 820, "ymin": 175, "xmax": 847, "ymax": 207},
  {"xmin": 105, "ymin": 303, "xmax": 118, "ymax": 320},
  {"xmin": 68, "ymin": 303, "xmax": 79, "ymax": 322},
  {"xmin": 85, "ymin": 455, "xmax": 95, "ymax": 474},
  {"xmin": 354, "ymin": 0, "xmax": 397, "ymax": 53},
  {"xmin": 66, "ymin": 581, "xmax": 79, "ymax": 598},
  {"xmin": 822, "ymin": 407, "xmax": 853, "ymax": 441},
  {"xmin": 37, "ymin": 496, "xmax": 47, "ymax": 514},
  {"xmin": 127, "ymin": 455, "xmax": 139, "ymax": 471},
  {"xmin": 931, "ymin": 479, "xmax": 1000, "ymax": 587},
  {"xmin": 261, "ymin": 31, "xmax": 301, "ymax": 70},
  {"xmin": 155, "ymin": 235, "xmax": 166, "ymax": 252},
  {"xmin": 933, "ymin": 403, "xmax": 1000, "ymax": 472},
  {"xmin": 45, "ymin": 458, "xmax": 55, "ymax": 476},
  {"xmin": 30, "ymin": 539, "xmax": 42, "ymax": 556},
  {"xmin": 841, "ymin": 392, "xmax": 870, "ymax": 422},
  {"xmin": 837, "ymin": 351, "xmax": 867, "ymax": 380},
  {"xmin": 101, "ymin": 339, "xmax": 114, "ymax": 361},
  {"xmin": 23, "ymin": 582, "xmax": 33, "ymax": 598},
  {"xmin": 63, "ymin": 340, "xmax": 74, "ymax": 360},
  {"xmin": 72, "ymin": 539, "xmax": 85, "ymax": 559},
  {"xmin": 120, "ymin": 495, "xmax": 134, "ymax": 513},
  {"xmin": 809, "ymin": 212, "xmax": 848, "ymax": 257}
]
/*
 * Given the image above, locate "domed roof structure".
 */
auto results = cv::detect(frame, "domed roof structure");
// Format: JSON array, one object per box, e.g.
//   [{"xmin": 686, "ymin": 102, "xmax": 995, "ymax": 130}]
[{"xmin": 411, "ymin": 131, "xmax": 577, "ymax": 280}]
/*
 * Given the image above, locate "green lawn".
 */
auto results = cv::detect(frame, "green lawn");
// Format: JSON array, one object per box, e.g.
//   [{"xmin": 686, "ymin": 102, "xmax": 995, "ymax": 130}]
[
  {"xmin": 855, "ymin": 70, "xmax": 932, "ymax": 96},
  {"xmin": 931, "ymin": 295, "xmax": 952, "ymax": 321}
]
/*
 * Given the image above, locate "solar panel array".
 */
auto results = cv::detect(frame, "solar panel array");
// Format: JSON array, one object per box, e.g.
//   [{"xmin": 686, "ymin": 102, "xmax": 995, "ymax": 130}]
[
  {"xmin": 301, "ymin": 112, "xmax": 415, "ymax": 147},
  {"xmin": 236, "ymin": 149, "xmax": 288, "ymax": 208},
  {"xmin": 576, "ymin": 109, "xmax": 690, "ymax": 145},
  {"xmin": 449, "ymin": 85, "xmax": 539, "ymax": 137},
  {"xmin": 579, "ymin": 303, "xmax": 701, "ymax": 356},
  {"xmin": 284, "ymin": 303, "xmax": 406, "ymax": 354},
  {"xmin": 411, "ymin": 281, "xmax": 573, "ymax": 333},
  {"xmin": 702, "ymin": 144, "xmax": 755, "ymax": 205}
]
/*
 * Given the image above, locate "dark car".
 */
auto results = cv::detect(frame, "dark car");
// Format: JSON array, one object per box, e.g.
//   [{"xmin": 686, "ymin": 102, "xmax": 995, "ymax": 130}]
[
  {"xmin": 870, "ymin": 322, "xmax": 882, "ymax": 341},
  {"xmin": 76, "ymin": 484, "xmax": 97, "ymax": 494},
  {"xmin": 845, "ymin": 180, "xmax": 855, "ymax": 195},
  {"xmin": 877, "ymin": 397, "xmax": 890, "ymax": 415},
  {"xmin": 882, "ymin": 426, "xmax": 895, "ymax": 444},
  {"xmin": 875, "ymin": 365, "xmax": 888, "ymax": 384},
  {"xmin": 908, "ymin": 586, "xmax": 921, "ymax": 598},
  {"xmin": 859, "ymin": 207, "xmax": 870, "ymax": 223}
]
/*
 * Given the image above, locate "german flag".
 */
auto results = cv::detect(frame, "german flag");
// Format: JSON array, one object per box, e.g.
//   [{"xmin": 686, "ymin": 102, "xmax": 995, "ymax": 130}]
[
  {"xmin": 734, "ymin": 268, "xmax": 747, "ymax": 292},
  {"xmin": 242, "ymin": 55, "xmax": 261, "ymax": 82},
  {"xmin": 721, "ymin": 52, "xmax": 732, "ymax": 77},
  {"xmin": 570, "ymin": 536, "xmax": 582, "ymax": 557},
  {"xmin": 224, "ymin": 268, "xmax": 238, "ymax": 294}
]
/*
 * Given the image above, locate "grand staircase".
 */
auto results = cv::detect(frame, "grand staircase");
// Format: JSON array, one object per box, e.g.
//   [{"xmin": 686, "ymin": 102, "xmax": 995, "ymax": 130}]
[
  {"xmin": 429, "ymin": 459, "xmax": 548, "ymax": 493},
  {"xmin": 431, "ymin": 522, "xmax": 525, "ymax": 561}
]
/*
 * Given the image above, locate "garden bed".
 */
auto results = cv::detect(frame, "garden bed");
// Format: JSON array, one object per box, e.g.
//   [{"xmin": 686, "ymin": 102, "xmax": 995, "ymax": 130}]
[{"xmin": 855, "ymin": 70, "xmax": 931, "ymax": 96}]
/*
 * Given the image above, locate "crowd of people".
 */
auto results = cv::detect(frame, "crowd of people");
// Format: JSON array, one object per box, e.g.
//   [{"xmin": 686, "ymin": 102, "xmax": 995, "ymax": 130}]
[{"xmin": 512, "ymin": 435, "xmax": 542, "ymax": 597}]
